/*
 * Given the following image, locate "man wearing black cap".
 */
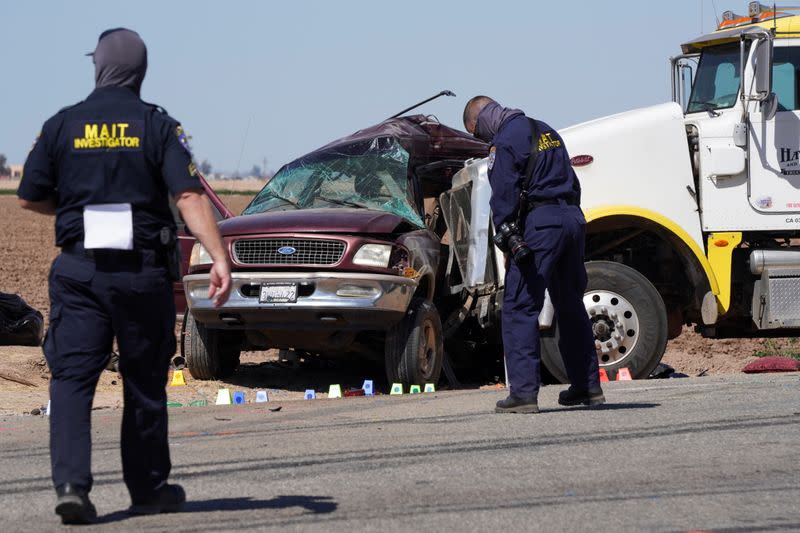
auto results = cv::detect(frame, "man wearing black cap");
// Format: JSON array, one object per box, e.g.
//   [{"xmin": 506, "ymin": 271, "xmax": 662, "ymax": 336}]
[
  {"xmin": 463, "ymin": 96, "xmax": 604, "ymax": 414},
  {"xmin": 18, "ymin": 28, "xmax": 232, "ymax": 524}
]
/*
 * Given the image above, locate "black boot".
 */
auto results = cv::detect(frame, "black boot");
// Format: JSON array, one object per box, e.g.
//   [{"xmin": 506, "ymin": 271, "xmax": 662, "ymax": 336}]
[
  {"xmin": 55, "ymin": 483, "xmax": 97, "ymax": 525},
  {"xmin": 128, "ymin": 483, "xmax": 186, "ymax": 515},
  {"xmin": 558, "ymin": 386, "xmax": 605, "ymax": 406},
  {"xmin": 495, "ymin": 395, "xmax": 539, "ymax": 414}
]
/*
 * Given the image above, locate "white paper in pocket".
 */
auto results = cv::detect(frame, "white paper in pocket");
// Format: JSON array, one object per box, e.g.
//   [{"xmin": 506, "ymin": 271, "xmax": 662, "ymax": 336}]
[{"xmin": 83, "ymin": 203, "xmax": 134, "ymax": 250}]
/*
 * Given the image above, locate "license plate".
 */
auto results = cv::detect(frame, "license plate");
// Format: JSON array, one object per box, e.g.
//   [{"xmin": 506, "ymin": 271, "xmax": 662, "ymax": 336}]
[{"xmin": 259, "ymin": 284, "xmax": 298, "ymax": 304}]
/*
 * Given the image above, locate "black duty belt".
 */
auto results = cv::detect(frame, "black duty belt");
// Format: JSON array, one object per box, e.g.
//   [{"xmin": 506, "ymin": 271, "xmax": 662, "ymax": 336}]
[
  {"xmin": 525, "ymin": 196, "xmax": 578, "ymax": 210},
  {"xmin": 62, "ymin": 243, "xmax": 167, "ymax": 267}
]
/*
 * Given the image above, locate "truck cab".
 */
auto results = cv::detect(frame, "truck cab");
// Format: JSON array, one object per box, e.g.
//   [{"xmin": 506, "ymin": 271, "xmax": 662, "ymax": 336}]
[
  {"xmin": 673, "ymin": 5, "xmax": 800, "ymax": 333},
  {"xmin": 527, "ymin": 2, "xmax": 800, "ymax": 381},
  {"xmin": 676, "ymin": 6, "xmax": 800, "ymax": 237},
  {"xmin": 445, "ymin": 2, "xmax": 800, "ymax": 383}
]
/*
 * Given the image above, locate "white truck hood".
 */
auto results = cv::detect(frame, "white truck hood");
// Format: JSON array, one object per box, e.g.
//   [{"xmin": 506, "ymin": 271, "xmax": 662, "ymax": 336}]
[{"xmin": 560, "ymin": 102, "xmax": 705, "ymax": 252}]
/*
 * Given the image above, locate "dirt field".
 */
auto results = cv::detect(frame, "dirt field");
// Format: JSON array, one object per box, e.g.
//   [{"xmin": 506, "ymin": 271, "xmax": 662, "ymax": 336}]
[
  {"xmin": 203, "ymin": 178, "xmax": 267, "ymax": 192},
  {"xmin": 0, "ymin": 178, "xmax": 266, "ymax": 192},
  {"xmin": 0, "ymin": 193, "xmax": 795, "ymax": 415}
]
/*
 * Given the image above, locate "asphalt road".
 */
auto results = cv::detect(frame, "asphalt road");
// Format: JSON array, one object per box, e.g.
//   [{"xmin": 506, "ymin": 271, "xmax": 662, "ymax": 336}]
[{"xmin": 1, "ymin": 373, "xmax": 798, "ymax": 532}]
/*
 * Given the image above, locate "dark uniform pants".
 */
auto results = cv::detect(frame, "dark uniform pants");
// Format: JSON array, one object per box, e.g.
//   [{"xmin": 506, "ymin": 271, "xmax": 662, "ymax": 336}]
[
  {"xmin": 502, "ymin": 202, "xmax": 600, "ymax": 399},
  {"xmin": 44, "ymin": 249, "xmax": 176, "ymax": 502}
]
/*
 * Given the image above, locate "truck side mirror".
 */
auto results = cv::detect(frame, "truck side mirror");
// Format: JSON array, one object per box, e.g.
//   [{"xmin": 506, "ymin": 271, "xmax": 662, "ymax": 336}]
[
  {"xmin": 754, "ymin": 37, "xmax": 773, "ymax": 99},
  {"xmin": 761, "ymin": 92, "xmax": 778, "ymax": 121}
]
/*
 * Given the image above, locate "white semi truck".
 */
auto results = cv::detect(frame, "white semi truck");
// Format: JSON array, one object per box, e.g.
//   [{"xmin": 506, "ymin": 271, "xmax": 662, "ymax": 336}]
[{"xmin": 444, "ymin": 2, "xmax": 800, "ymax": 381}]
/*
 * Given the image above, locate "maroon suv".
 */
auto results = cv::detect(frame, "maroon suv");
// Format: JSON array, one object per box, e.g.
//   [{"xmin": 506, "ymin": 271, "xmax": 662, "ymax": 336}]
[
  {"xmin": 183, "ymin": 115, "xmax": 486, "ymax": 386},
  {"xmin": 173, "ymin": 175, "xmax": 233, "ymax": 315}
]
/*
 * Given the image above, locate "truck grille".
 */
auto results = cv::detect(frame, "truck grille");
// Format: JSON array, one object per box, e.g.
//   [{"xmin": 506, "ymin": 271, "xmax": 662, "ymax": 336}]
[{"xmin": 233, "ymin": 238, "xmax": 346, "ymax": 265}]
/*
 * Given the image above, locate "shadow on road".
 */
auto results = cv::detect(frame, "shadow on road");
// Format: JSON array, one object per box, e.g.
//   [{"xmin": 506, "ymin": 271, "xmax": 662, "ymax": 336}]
[
  {"xmin": 542, "ymin": 402, "xmax": 660, "ymax": 414},
  {"xmin": 96, "ymin": 495, "xmax": 337, "ymax": 523},
  {"xmin": 225, "ymin": 359, "xmax": 385, "ymax": 393},
  {"xmin": 183, "ymin": 495, "xmax": 337, "ymax": 514}
]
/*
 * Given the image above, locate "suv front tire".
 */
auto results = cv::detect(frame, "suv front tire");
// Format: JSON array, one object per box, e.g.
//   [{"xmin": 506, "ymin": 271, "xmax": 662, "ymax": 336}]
[
  {"xmin": 385, "ymin": 298, "xmax": 444, "ymax": 387},
  {"xmin": 182, "ymin": 311, "xmax": 242, "ymax": 380}
]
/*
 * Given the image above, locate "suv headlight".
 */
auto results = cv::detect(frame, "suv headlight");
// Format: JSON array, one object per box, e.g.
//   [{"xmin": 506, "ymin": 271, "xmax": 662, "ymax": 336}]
[
  {"xmin": 353, "ymin": 244, "xmax": 392, "ymax": 268},
  {"xmin": 189, "ymin": 242, "xmax": 213, "ymax": 268}
]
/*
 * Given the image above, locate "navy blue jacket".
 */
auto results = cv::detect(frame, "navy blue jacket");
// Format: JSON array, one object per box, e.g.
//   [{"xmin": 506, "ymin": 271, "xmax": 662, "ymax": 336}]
[
  {"xmin": 18, "ymin": 86, "xmax": 201, "ymax": 248},
  {"xmin": 487, "ymin": 114, "xmax": 581, "ymax": 228}
]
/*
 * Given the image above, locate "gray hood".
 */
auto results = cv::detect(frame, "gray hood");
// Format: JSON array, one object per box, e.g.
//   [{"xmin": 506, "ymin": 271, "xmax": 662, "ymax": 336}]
[
  {"xmin": 90, "ymin": 28, "xmax": 147, "ymax": 95},
  {"xmin": 474, "ymin": 101, "xmax": 524, "ymax": 143}
]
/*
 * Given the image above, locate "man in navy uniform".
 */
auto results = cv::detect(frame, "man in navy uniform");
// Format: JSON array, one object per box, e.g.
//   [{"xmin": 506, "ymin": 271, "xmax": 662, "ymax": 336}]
[
  {"xmin": 18, "ymin": 28, "xmax": 232, "ymax": 523},
  {"xmin": 463, "ymin": 96, "xmax": 604, "ymax": 413}
]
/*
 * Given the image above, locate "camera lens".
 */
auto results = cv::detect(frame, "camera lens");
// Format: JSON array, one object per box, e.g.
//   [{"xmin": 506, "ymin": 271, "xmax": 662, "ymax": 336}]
[{"xmin": 508, "ymin": 235, "xmax": 531, "ymax": 263}]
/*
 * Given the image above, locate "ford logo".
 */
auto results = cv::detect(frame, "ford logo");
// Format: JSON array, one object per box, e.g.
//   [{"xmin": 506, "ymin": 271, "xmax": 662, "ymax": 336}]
[{"xmin": 277, "ymin": 246, "xmax": 297, "ymax": 255}]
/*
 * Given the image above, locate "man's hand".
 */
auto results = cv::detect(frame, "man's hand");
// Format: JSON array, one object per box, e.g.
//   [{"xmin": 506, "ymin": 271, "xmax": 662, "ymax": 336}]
[
  {"xmin": 175, "ymin": 188, "xmax": 233, "ymax": 308},
  {"xmin": 208, "ymin": 258, "xmax": 232, "ymax": 307}
]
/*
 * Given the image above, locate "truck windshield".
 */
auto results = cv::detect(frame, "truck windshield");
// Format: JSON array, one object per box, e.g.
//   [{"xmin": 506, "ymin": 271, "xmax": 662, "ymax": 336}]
[
  {"xmin": 242, "ymin": 136, "xmax": 423, "ymax": 227},
  {"xmin": 687, "ymin": 43, "xmax": 741, "ymax": 113}
]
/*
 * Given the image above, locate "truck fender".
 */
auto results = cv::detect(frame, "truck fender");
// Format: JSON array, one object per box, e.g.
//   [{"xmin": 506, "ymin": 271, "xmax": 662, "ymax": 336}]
[{"xmin": 585, "ymin": 207, "xmax": 720, "ymax": 316}]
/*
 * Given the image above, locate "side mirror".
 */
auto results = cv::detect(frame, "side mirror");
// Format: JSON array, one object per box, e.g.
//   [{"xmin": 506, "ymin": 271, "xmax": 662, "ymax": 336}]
[
  {"xmin": 761, "ymin": 92, "xmax": 778, "ymax": 121},
  {"xmin": 754, "ymin": 37, "xmax": 773, "ymax": 98}
]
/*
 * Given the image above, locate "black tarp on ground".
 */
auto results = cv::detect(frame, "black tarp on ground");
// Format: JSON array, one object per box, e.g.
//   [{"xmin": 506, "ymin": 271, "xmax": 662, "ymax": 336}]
[{"xmin": 0, "ymin": 293, "xmax": 44, "ymax": 346}]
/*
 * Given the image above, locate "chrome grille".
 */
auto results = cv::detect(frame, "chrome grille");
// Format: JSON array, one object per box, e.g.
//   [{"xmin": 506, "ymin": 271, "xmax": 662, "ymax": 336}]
[{"xmin": 233, "ymin": 238, "xmax": 346, "ymax": 265}]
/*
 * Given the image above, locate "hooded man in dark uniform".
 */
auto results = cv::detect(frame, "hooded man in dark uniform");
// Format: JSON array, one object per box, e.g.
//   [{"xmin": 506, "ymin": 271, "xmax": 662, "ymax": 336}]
[
  {"xmin": 463, "ymin": 96, "xmax": 604, "ymax": 413},
  {"xmin": 18, "ymin": 28, "xmax": 232, "ymax": 524}
]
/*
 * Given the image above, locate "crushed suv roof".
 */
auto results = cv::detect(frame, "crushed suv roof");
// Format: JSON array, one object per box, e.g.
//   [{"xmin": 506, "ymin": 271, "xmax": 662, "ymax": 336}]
[{"xmin": 313, "ymin": 114, "xmax": 488, "ymax": 168}]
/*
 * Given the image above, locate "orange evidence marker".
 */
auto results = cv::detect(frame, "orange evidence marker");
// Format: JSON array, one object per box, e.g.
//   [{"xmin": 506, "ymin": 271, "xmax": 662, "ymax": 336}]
[
  {"xmin": 616, "ymin": 367, "xmax": 633, "ymax": 381},
  {"xmin": 598, "ymin": 368, "xmax": 609, "ymax": 383}
]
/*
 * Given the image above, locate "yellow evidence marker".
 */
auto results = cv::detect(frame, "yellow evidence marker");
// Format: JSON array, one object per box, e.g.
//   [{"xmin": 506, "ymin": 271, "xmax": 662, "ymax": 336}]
[
  {"xmin": 328, "ymin": 384, "xmax": 343, "ymax": 399},
  {"xmin": 390, "ymin": 383, "xmax": 403, "ymax": 395},
  {"xmin": 409, "ymin": 385, "xmax": 421, "ymax": 394},
  {"xmin": 423, "ymin": 383, "xmax": 436, "ymax": 393},
  {"xmin": 170, "ymin": 370, "xmax": 186, "ymax": 386}
]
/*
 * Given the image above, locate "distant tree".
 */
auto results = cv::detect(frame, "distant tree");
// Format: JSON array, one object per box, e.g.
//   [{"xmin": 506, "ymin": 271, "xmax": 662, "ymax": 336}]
[
  {"xmin": 0, "ymin": 153, "xmax": 8, "ymax": 175},
  {"xmin": 250, "ymin": 164, "xmax": 262, "ymax": 178},
  {"xmin": 198, "ymin": 159, "xmax": 213, "ymax": 175}
]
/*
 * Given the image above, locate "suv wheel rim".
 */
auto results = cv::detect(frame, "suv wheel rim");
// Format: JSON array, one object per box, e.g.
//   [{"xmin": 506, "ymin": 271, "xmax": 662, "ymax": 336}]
[{"xmin": 418, "ymin": 320, "xmax": 436, "ymax": 377}]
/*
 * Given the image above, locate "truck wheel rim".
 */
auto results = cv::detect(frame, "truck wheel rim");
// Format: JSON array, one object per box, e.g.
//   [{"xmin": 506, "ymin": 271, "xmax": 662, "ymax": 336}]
[
  {"xmin": 583, "ymin": 290, "xmax": 640, "ymax": 367},
  {"xmin": 419, "ymin": 320, "xmax": 436, "ymax": 377}
]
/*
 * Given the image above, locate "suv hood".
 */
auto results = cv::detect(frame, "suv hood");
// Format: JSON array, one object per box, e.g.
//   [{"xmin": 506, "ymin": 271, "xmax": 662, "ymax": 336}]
[{"xmin": 218, "ymin": 208, "xmax": 414, "ymax": 237}]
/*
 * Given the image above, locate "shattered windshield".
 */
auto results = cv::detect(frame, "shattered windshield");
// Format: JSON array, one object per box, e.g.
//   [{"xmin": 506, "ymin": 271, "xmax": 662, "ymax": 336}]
[{"xmin": 242, "ymin": 137, "xmax": 423, "ymax": 227}]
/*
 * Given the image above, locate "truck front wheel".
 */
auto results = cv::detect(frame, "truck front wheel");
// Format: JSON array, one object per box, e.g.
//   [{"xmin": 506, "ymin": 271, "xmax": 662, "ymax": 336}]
[
  {"xmin": 540, "ymin": 261, "xmax": 668, "ymax": 382},
  {"xmin": 183, "ymin": 311, "xmax": 242, "ymax": 380},
  {"xmin": 385, "ymin": 298, "xmax": 444, "ymax": 387}
]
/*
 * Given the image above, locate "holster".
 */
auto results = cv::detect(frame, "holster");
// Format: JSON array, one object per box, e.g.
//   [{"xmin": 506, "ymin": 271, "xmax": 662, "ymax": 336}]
[{"xmin": 160, "ymin": 227, "xmax": 181, "ymax": 282}]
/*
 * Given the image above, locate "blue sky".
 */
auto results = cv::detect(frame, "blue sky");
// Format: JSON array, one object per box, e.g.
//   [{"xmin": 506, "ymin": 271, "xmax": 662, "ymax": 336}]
[{"xmin": 2, "ymin": 1, "xmax": 726, "ymax": 173}]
